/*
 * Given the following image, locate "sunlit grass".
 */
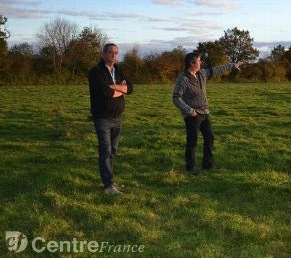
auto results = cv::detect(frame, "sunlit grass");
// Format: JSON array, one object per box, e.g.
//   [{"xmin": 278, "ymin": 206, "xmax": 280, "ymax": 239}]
[{"xmin": 0, "ymin": 83, "xmax": 290, "ymax": 257}]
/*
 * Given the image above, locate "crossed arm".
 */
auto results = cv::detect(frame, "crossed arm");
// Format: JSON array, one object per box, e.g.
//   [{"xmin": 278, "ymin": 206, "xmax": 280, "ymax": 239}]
[{"xmin": 109, "ymin": 80, "xmax": 128, "ymax": 97}]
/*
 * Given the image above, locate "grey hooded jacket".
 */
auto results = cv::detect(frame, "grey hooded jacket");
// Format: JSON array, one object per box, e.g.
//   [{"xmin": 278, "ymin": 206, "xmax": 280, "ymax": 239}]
[{"xmin": 173, "ymin": 63, "xmax": 235, "ymax": 117}]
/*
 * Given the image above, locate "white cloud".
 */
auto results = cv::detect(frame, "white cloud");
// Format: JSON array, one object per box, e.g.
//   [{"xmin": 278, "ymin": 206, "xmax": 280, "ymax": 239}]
[
  {"xmin": 60, "ymin": 10, "xmax": 142, "ymax": 21},
  {"xmin": 194, "ymin": 0, "xmax": 240, "ymax": 9},
  {"xmin": 153, "ymin": 16, "xmax": 223, "ymax": 38},
  {"xmin": 0, "ymin": 4, "xmax": 50, "ymax": 19},
  {"xmin": 152, "ymin": 0, "xmax": 180, "ymax": 6},
  {"xmin": 1, "ymin": 0, "xmax": 41, "ymax": 5},
  {"xmin": 0, "ymin": 0, "xmax": 50, "ymax": 19}
]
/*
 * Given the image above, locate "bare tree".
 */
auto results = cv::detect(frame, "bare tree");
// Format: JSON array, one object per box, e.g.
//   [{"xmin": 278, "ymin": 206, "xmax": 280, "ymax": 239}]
[
  {"xmin": 0, "ymin": 15, "xmax": 10, "ymax": 79},
  {"xmin": 37, "ymin": 17, "xmax": 78, "ymax": 77}
]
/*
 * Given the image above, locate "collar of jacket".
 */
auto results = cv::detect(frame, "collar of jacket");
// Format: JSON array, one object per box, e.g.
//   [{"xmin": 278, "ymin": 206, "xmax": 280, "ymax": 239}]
[
  {"xmin": 98, "ymin": 59, "xmax": 119, "ymax": 70},
  {"xmin": 184, "ymin": 69, "xmax": 197, "ymax": 79}
]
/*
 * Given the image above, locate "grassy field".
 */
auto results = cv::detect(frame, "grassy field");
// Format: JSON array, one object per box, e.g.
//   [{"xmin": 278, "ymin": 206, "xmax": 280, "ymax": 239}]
[{"xmin": 0, "ymin": 83, "xmax": 290, "ymax": 257}]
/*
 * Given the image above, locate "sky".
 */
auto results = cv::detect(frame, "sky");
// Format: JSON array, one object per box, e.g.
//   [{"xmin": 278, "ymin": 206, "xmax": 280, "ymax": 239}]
[{"xmin": 1, "ymin": 0, "xmax": 291, "ymax": 58}]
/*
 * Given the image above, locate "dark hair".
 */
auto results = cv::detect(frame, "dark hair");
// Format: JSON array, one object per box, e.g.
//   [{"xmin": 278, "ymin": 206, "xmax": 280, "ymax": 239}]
[
  {"xmin": 184, "ymin": 51, "xmax": 201, "ymax": 70},
  {"xmin": 102, "ymin": 43, "xmax": 118, "ymax": 53}
]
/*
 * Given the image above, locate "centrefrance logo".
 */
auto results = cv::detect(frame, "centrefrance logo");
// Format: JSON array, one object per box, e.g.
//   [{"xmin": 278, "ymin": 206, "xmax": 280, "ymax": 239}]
[
  {"xmin": 5, "ymin": 231, "xmax": 145, "ymax": 254},
  {"xmin": 6, "ymin": 231, "xmax": 28, "ymax": 253}
]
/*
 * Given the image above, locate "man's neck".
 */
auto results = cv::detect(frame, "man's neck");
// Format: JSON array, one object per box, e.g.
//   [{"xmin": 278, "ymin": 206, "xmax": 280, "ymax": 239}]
[
  {"xmin": 188, "ymin": 69, "xmax": 198, "ymax": 77},
  {"xmin": 105, "ymin": 63, "xmax": 114, "ymax": 70}
]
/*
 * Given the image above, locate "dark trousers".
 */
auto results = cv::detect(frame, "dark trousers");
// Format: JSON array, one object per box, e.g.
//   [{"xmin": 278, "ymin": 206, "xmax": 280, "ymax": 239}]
[
  {"xmin": 184, "ymin": 114, "xmax": 214, "ymax": 170},
  {"xmin": 93, "ymin": 118, "xmax": 121, "ymax": 188}
]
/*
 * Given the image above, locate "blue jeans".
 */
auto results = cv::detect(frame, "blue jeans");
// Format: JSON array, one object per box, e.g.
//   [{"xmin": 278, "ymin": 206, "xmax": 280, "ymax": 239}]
[{"xmin": 93, "ymin": 118, "xmax": 121, "ymax": 188}]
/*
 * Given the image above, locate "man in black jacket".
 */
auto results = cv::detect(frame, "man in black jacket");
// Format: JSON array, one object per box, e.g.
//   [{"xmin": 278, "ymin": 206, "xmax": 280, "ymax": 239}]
[{"xmin": 88, "ymin": 43, "xmax": 133, "ymax": 194}]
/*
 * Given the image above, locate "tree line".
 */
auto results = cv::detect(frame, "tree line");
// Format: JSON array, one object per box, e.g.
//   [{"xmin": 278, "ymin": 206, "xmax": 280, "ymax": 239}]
[{"xmin": 1, "ymin": 15, "xmax": 291, "ymax": 86}]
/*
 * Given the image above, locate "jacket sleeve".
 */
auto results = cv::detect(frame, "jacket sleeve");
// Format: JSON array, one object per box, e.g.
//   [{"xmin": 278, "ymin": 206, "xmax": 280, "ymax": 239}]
[
  {"xmin": 116, "ymin": 68, "xmax": 133, "ymax": 95},
  {"xmin": 202, "ymin": 63, "xmax": 235, "ymax": 79},
  {"xmin": 125, "ymin": 79, "xmax": 133, "ymax": 95},
  {"xmin": 88, "ymin": 67, "xmax": 114, "ymax": 99},
  {"xmin": 172, "ymin": 74, "xmax": 191, "ymax": 117}
]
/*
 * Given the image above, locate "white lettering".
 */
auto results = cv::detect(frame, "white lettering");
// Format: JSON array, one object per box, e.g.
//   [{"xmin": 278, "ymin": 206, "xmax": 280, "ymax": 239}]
[
  {"xmin": 138, "ymin": 245, "xmax": 145, "ymax": 252},
  {"xmin": 99, "ymin": 241, "xmax": 109, "ymax": 252},
  {"xmin": 107, "ymin": 244, "xmax": 115, "ymax": 252},
  {"xmin": 47, "ymin": 241, "xmax": 58, "ymax": 253},
  {"xmin": 113, "ymin": 244, "xmax": 122, "ymax": 252},
  {"xmin": 131, "ymin": 245, "xmax": 138, "ymax": 252},
  {"xmin": 31, "ymin": 237, "xmax": 46, "ymax": 253},
  {"xmin": 122, "ymin": 245, "xmax": 131, "ymax": 252},
  {"xmin": 87, "ymin": 241, "xmax": 98, "ymax": 253},
  {"xmin": 59, "ymin": 240, "xmax": 71, "ymax": 252},
  {"xmin": 79, "ymin": 240, "xmax": 87, "ymax": 253},
  {"xmin": 22, "ymin": 236, "xmax": 145, "ymax": 254},
  {"xmin": 72, "ymin": 238, "xmax": 79, "ymax": 253}
]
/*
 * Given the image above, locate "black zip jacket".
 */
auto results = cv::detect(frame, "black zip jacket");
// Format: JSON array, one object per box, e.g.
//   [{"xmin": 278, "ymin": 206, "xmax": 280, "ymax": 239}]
[{"xmin": 88, "ymin": 59, "xmax": 133, "ymax": 119}]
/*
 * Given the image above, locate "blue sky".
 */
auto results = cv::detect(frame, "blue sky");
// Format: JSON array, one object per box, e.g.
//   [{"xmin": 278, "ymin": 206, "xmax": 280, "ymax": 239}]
[{"xmin": 1, "ymin": 0, "xmax": 291, "ymax": 57}]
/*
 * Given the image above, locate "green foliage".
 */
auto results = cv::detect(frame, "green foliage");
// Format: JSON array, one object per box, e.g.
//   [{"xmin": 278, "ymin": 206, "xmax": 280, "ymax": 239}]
[
  {"xmin": 120, "ymin": 46, "xmax": 144, "ymax": 83},
  {"xmin": 64, "ymin": 26, "xmax": 107, "ymax": 76},
  {"xmin": 219, "ymin": 27, "xmax": 259, "ymax": 63},
  {"xmin": 270, "ymin": 44, "xmax": 286, "ymax": 62},
  {"xmin": 8, "ymin": 43, "xmax": 34, "ymax": 76},
  {"xmin": 120, "ymin": 46, "xmax": 186, "ymax": 84},
  {"xmin": 2, "ymin": 19, "xmax": 291, "ymax": 84},
  {"xmin": 196, "ymin": 41, "xmax": 228, "ymax": 68},
  {"xmin": 0, "ymin": 83, "xmax": 290, "ymax": 257},
  {"xmin": 237, "ymin": 61, "xmax": 287, "ymax": 82}
]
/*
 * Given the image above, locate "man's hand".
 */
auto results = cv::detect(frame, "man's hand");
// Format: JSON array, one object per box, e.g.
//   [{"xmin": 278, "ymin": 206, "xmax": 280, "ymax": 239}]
[
  {"xmin": 109, "ymin": 82, "xmax": 128, "ymax": 98},
  {"xmin": 190, "ymin": 109, "xmax": 197, "ymax": 117},
  {"xmin": 235, "ymin": 62, "xmax": 244, "ymax": 71},
  {"xmin": 110, "ymin": 83, "xmax": 128, "ymax": 94}
]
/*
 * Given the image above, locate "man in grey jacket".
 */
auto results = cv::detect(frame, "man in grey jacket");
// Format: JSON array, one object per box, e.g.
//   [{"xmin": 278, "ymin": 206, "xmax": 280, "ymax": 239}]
[{"xmin": 173, "ymin": 51, "xmax": 242, "ymax": 175}]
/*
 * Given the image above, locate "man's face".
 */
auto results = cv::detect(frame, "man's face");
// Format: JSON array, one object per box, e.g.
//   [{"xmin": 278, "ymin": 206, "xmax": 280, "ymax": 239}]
[
  {"xmin": 103, "ymin": 46, "xmax": 119, "ymax": 65},
  {"xmin": 192, "ymin": 56, "xmax": 202, "ymax": 71}
]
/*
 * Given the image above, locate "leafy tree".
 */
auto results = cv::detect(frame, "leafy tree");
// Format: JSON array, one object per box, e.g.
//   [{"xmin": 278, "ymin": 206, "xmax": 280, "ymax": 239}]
[
  {"xmin": 120, "ymin": 46, "xmax": 144, "ymax": 82},
  {"xmin": 237, "ymin": 63, "xmax": 263, "ymax": 82},
  {"xmin": 143, "ymin": 52, "xmax": 160, "ymax": 83},
  {"xmin": 283, "ymin": 46, "xmax": 291, "ymax": 80},
  {"xmin": 154, "ymin": 52, "xmax": 174, "ymax": 82},
  {"xmin": 270, "ymin": 44, "xmax": 286, "ymax": 62},
  {"xmin": 141, "ymin": 46, "xmax": 186, "ymax": 83},
  {"xmin": 196, "ymin": 40, "xmax": 228, "ymax": 68},
  {"xmin": 169, "ymin": 45, "xmax": 186, "ymax": 75},
  {"xmin": 283, "ymin": 46, "xmax": 291, "ymax": 63},
  {"xmin": 219, "ymin": 27, "xmax": 259, "ymax": 63},
  {"xmin": 65, "ymin": 26, "xmax": 107, "ymax": 77},
  {"xmin": 78, "ymin": 26, "xmax": 107, "ymax": 67},
  {"xmin": 10, "ymin": 42, "xmax": 34, "ymax": 56},
  {"xmin": 36, "ymin": 46, "xmax": 56, "ymax": 75},
  {"xmin": 9, "ymin": 43, "xmax": 34, "ymax": 75}
]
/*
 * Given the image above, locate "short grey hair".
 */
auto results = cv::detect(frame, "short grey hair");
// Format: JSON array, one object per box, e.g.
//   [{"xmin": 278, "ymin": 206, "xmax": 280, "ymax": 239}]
[{"xmin": 102, "ymin": 43, "xmax": 118, "ymax": 53}]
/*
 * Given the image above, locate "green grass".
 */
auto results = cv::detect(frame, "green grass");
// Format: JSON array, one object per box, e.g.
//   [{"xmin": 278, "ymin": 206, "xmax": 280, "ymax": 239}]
[{"xmin": 0, "ymin": 83, "xmax": 290, "ymax": 257}]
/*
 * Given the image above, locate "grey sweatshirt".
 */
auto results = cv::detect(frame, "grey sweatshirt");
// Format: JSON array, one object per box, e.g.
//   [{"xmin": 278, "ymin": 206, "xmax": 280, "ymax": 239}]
[{"xmin": 173, "ymin": 63, "xmax": 235, "ymax": 117}]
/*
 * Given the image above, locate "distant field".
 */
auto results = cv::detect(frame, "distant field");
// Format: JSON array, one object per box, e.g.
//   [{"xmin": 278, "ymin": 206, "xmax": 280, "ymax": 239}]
[{"xmin": 0, "ymin": 83, "xmax": 290, "ymax": 257}]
